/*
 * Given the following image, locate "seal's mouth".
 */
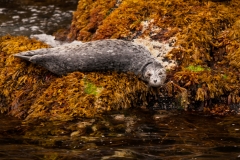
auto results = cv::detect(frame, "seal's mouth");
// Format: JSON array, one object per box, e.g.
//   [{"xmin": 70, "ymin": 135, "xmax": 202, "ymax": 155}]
[{"xmin": 148, "ymin": 81, "xmax": 164, "ymax": 87}]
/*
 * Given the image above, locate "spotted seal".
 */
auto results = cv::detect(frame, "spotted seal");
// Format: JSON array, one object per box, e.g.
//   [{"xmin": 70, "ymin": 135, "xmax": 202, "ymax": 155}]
[{"xmin": 14, "ymin": 39, "xmax": 166, "ymax": 87}]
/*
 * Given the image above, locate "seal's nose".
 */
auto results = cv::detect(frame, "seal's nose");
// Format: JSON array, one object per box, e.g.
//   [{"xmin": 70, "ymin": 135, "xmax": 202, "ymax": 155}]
[{"xmin": 154, "ymin": 80, "xmax": 157, "ymax": 83}]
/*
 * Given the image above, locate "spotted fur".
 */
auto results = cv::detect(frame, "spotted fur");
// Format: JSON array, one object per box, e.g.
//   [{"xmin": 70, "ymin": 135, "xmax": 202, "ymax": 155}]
[{"xmin": 14, "ymin": 39, "xmax": 167, "ymax": 87}]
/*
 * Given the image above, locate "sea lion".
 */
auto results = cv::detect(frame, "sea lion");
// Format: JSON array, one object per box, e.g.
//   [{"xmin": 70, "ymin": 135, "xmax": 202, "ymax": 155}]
[{"xmin": 14, "ymin": 39, "xmax": 166, "ymax": 87}]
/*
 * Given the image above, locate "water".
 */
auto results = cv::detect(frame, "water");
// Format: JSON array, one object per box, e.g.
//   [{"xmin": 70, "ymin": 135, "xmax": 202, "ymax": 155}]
[
  {"xmin": 1, "ymin": 0, "xmax": 240, "ymax": 159},
  {"xmin": 1, "ymin": 111, "xmax": 240, "ymax": 159},
  {"xmin": 0, "ymin": 0, "xmax": 78, "ymax": 36}
]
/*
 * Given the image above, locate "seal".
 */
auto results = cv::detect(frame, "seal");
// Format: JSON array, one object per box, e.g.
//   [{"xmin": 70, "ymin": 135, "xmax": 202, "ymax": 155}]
[{"xmin": 14, "ymin": 39, "xmax": 166, "ymax": 87}]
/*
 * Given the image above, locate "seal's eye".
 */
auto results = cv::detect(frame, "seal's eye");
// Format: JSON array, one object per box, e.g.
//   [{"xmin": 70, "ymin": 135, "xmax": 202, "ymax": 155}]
[
  {"xmin": 147, "ymin": 73, "xmax": 152, "ymax": 77},
  {"xmin": 158, "ymin": 72, "xmax": 162, "ymax": 75}
]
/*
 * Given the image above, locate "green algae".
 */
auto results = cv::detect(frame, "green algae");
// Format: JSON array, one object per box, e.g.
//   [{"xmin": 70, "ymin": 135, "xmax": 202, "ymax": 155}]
[
  {"xmin": 83, "ymin": 78, "xmax": 103, "ymax": 96},
  {"xmin": 186, "ymin": 65, "xmax": 208, "ymax": 72}
]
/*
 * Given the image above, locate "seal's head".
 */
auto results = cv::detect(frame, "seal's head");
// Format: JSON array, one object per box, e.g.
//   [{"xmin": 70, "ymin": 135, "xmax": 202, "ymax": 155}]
[{"xmin": 142, "ymin": 62, "xmax": 166, "ymax": 87}]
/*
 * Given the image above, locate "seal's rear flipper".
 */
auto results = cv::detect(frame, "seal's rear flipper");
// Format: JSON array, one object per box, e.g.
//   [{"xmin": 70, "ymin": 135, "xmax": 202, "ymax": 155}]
[
  {"xmin": 14, "ymin": 50, "xmax": 38, "ymax": 61},
  {"xmin": 14, "ymin": 48, "xmax": 49, "ymax": 61},
  {"xmin": 14, "ymin": 54, "xmax": 32, "ymax": 61}
]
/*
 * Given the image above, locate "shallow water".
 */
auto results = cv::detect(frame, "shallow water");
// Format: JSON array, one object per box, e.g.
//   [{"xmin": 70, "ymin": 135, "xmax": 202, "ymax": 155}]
[
  {"xmin": 0, "ymin": 0, "xmax": 78, "ymax": 36},
  {"xmin": 1, "ymin": 111, "xmax": 240, "ymax": 159}
]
